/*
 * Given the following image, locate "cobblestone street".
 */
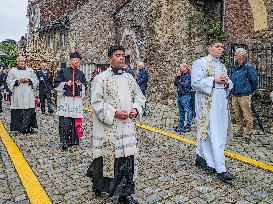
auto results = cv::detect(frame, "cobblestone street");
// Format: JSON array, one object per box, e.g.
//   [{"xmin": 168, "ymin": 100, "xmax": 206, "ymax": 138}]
[{"xmin": 0, "ymin": 100, "xmax": 273, "ymax": 204}]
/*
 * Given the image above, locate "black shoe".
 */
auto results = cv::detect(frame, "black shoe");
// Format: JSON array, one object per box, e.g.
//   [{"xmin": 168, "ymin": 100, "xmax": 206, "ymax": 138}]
[
  {"xmin": 195, "ymin": 155, "xmax": 208, "ymax": 169},
  {"xmin": 48, "ymin": 109, "xmax": 54, "ymax": 114},
  {"xmin": 242, "ymin": 136, "xmax": 251, "ymax": 144},
  {"xmin": 93, "ymin": 189, "xmax": 102, "ymax": 198},
  {"xmin": 233, "ymin": 133, "xmax": 243, "ymax": 138},
  {"xmin": 86, "ymin": 164, "xmax": 93, "ymax": 178},
  {"xmin": 61, "ymin": 143, "xmax": 68, "ymax": 151},
  {"xmin": 119, "ymin": 195, "xmax": 139, "ymax": 204},
  {"xmin": 206, "ymin": 166, "xmax": 217, "ymax": 173},
  {"xmin": 28, "ymin": 128, "xmax": 34, "ymax": 134},
  {"xmin": 217, "ymin": 172, "xmax": 235, "ymax": 182},
  {"xmin": 195, "ymin": 155, "xmax": 216, "ymax": 173}
]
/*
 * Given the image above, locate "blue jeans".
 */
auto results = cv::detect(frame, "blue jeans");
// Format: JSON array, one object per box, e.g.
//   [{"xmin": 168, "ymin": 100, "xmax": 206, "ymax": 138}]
[{"xmin": 177, "ymin": 94, "xmax": 193, "ymax": 128}]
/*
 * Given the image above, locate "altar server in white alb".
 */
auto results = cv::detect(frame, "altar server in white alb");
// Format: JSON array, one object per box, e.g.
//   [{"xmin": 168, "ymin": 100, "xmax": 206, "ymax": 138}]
[
  {"xmin": 88, "ymin": 45, "xmax": 146, "ymax": 204},
  {"xmin": 191, "ymin": 40, "xmax": 235, "ymax": 182},
  {"xmin": 7, "ymin": 56, "xmax": 39, "ymax": 134}
]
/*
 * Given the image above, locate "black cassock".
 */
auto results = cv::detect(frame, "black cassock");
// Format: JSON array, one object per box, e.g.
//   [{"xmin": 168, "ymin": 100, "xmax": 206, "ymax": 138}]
[
  {"xmin": 36, "ymin": 69, "xmax": 53, "ymax": 112},
  {"xmin": 54, "ymin": 67, "xmax": 87, "ymax": 146}
]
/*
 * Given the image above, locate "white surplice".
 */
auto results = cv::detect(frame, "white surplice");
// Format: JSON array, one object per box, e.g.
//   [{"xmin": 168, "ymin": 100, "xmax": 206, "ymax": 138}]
[
  {"xmin": 91, "ymin": 68, "xmax": 146, "ymax": 177},
  {"xmin": 7, "ymin": 67, "xmax": 38, "ymax": 109},
  {"xmin": 191, "ymin": 55, "xmax": 233, "ymax": 173}
]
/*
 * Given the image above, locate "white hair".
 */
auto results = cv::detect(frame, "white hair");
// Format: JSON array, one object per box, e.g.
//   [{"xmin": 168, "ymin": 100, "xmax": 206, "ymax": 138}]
[
  {"xmin": 235, "ymin": 48, "xmax": 248, "ymax": 58},
  {"xmin": 16, "ymin": 56, "xmax": 25, "ymax": 62},
  {"xmin": 137, "ymin": 62, "xmax": 144, "ymax": 67}
]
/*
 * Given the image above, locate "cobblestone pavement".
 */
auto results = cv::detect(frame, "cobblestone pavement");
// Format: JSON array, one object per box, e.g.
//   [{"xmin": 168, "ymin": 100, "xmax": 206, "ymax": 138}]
[
  {"xmin": 0, "ymin": 137, "xmax": 29, "ymax": 203},
  {"xmin": 0, "ymin": 99, "xmax": 273, "ymax": 204}
]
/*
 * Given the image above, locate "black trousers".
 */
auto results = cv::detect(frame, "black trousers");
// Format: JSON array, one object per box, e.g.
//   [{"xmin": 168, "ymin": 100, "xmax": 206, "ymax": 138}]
[
  {"xmin": 90, "ymin": 156, "xmax": 135, "ymax": 196},
  {"xmin": 0, "ymin": 93, "xmax": 2, "ymax": 112},
  {"xmin": 10, "ymin": 109, "xmax": 37, "ymax": 132},
  {"xmin": 40, "ymin": 92, "xmax": 53, "ymax": 112},
  {"xmin": 59, "ymin": 116, "xmax": 79, "ymax": 145}
]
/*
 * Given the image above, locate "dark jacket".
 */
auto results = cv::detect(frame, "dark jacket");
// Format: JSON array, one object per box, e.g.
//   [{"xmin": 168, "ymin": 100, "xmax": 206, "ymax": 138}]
[
  {"xmin": 136, "ymin": 67, "xmax": 149, "ymax": 95},
  {"xmin": 174, "ymin": 71, "xmax": 191, "ymax": 96},
  {"xmin": 230, "ymin": 61, "xmax": 258, "ymax": 96},
  {"xmin": 36, "ymin": 69, "xmax": 53, "ymax": 99},
  {"xmin": 54, "ymin": 67, "xmax": 87, "ymax": 97}
]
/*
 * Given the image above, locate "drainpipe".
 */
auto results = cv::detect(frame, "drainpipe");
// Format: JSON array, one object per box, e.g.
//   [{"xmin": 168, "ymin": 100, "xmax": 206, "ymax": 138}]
[
  {"xmin": 221, "ymin": 0, "xmax": 226, "ymax": 32},
  {"xmin": 220, "ymin": 0, "xmax": 226, "ymax": 65}
]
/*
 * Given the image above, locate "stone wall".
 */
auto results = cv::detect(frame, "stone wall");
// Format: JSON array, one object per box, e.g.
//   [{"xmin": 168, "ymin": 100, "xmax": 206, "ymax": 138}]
[
  {"xmin": 69, "ymin": 0, "xmax": 116, "ymax": 65},
  {"xmin": 113, "ymin": 0, "xmax": 209, "ymax": 102},
  {"xmin": 225, "ymin": 0, "xmax": 254, "ymax": 46}
]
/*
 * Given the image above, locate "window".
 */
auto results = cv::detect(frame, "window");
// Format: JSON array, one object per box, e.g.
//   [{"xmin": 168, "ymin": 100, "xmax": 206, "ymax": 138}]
[
  {"xmin": 72, "ymin": 32, "xmax": 77, "ymax": 49},
  {"xmin": 47, "ymin": 34, "xmax": 54, "ymax": 49},
  {"xmin": 60, "ymin": 32, "xmax": 67, "ymax": 48},
  {"xmin": 33, "ymin": 6, "xmax": 40, "ymax": 30}
]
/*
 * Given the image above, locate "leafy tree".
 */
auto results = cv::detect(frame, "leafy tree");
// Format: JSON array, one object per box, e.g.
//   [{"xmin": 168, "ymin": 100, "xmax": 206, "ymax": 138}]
[{"xmin": 0, "ymin": 39, "xmax": 18, "ymax": 68}]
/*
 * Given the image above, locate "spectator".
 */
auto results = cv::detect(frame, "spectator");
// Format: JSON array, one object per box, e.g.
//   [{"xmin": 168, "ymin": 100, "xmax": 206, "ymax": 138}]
[
  {"xmin": 174, "ymin": 63, "xmax": 192, "ymax": 132},
  {"xmin": 230, "ymin": 48, "xmax": 258, "ymax": 143}
]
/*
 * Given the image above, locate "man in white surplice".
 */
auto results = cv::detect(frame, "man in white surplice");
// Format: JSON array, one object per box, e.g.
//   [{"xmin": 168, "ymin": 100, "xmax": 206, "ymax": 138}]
[
  {"xmin": 191, "ymin": 41, "xmax": 235, "ymax": 182},
  {"xmin": 7, "ymin": 56, "xmax": 39, "ymax": 133},
  {"xmin": 88, "ymin": 45, "xmax": 145, "ymax": 204}
]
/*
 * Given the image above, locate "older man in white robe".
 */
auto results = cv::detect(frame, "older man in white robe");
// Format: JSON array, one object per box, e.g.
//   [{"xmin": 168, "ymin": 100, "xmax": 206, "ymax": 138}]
[
  {"xmin": 7, "ymin": 56, "xmax": 39, "ymax": 133},
  {"xmin": 191, "ymin": 41, "xmax": 235, "ymax": 182},
  {"xmin": 88, "ymin": 45, "xmax": 146, "ymax": 204}
]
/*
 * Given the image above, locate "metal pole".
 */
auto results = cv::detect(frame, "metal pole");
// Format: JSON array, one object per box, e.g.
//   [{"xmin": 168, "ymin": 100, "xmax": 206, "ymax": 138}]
[{"xmin": 221, "ymin": 0, "xmax": 226, "ymax": 32}]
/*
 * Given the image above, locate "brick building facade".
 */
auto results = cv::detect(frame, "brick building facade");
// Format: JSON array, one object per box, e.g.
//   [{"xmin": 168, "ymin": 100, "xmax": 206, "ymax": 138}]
[{"xmin": 22, "ymin": 0, "xmax": 273, "ymax": 100}]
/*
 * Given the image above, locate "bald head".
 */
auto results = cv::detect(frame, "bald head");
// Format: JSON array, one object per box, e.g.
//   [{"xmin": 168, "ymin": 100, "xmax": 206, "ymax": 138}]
[
  {"xmin": 17, "ymin": 56, "xmax": 26, "ymax": 68},
  {"xmin": 40, "ymin": 62, "xmax": 47, "ymax": 70},
  {"xmin": 137, "ymin": 62, "xmax": 145, "ymax": 71}
]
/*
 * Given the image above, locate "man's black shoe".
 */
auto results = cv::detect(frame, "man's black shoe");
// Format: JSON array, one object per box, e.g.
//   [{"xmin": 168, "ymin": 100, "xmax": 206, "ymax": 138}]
[
  {"xmin": 195, "ymin": 155, "xmax": 207, "ymax": 169},
  {"xmin": 217, "ymin": 171, "xmax": 235, "ymax": 182},
  {"xmin": 48, "ymin": 109, "xmax": 54, "ymax": 114},
  {"xmin": 206, "ymin": 166, "xmax": 217, "ymax": 173},
  {"xmin": 233, "ymin": 133, "xmax": 243, "ymax": 138},
  {"xmin": 118, "ymin": 195, "xmax": 139, "ymax": 204},
  {"xmin": 86, "ymin": 164, "xmax": 93, "ymax": 178},
  {"xmin": 195, "ymin": 155, "xmax": 216, "ymax": 173},
  {"xmin": 61, "ymin": 143, "xmax": 68, "ymax": 151},
  {"xmin": 28, "ymin": 128, "xmax": 34, "ymax": 134},
  {"xmin": 242, "ymin": 136, "xmax": 251, "ymax": 144},
  {"xmin": 93, "ymin": 190, "xmax": 102, "ymax": 197}
]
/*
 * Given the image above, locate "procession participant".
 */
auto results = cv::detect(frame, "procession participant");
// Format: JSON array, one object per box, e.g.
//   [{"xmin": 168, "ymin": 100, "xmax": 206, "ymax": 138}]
[
  {"xmin": 191, "ymin": 40, "xmax": 235, "ymax": 182},
  {"xmin": 54, "ymin": 50, "xmax": 87, "ymax": 151},
  {"xmin": 36, "ymin": 62, "xmax": 53, "ymax": 114},
  {"xmin": 7, "ymin": 56, "xmax": 39, "ymax": 133},
  {"xmin": 89, "ymin": 45, "xmax": 146, "ymax": 204}
]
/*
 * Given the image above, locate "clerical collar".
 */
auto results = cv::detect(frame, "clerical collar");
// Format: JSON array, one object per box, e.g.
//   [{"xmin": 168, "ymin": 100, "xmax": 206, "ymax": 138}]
[
  {"xmin": 111, "ymin": 67, "xmax": 126, "ymax": 75},
  {"xmin": 208, "ymin": 55, "xmax": 220, "ymax": 62}
]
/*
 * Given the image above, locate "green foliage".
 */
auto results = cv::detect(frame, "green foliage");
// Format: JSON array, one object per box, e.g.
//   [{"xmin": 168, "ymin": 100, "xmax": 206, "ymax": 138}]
[
  {"xmin": 0, "ymin": 40, "xmax": 18, "ymax": 68},
  {"xmin": 207, "ymin": 18, "xmax": 226, "ymax": 42}
]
